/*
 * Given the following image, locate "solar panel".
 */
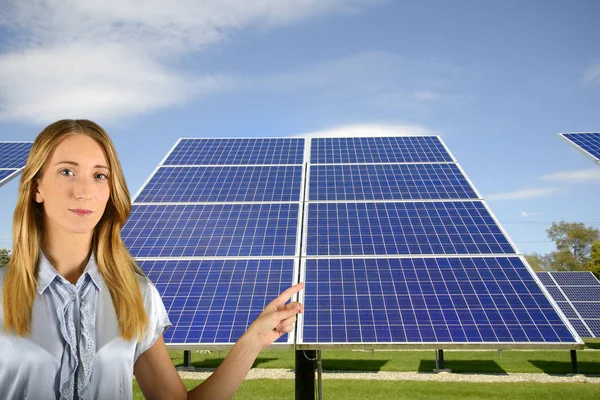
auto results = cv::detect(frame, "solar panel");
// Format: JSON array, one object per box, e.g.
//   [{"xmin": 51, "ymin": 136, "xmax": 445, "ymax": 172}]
[
  {"xmin": 123, "ymin": 203, "xmax": 300, "ymax": 258},
  {"xmin": 297, "ymin": 136, "xmax": 580, "ymax": 348},
  {"xmin": 164, "ymin": 138, "xmax": 305, "ymax": 165},
  {"xmin": 0, "ymin": 142, "xmax": 32, "ymax": 187},
  {"xmin": 125, "ymin": 138, "xmax": 305, "ymax": 347},
  {"xmin": 300, "ymin": 257, "xmax": 574, "ymax": 344},
  {"xmin": 135, "ymin": 166, "xmax": 303, "ymax": 203},
  {"xmin": 126, "ymin": 135, "xmax": 581, "ymax": 349},
  {"xmin": 305, "ymin": 201, "xmax": 516, "ymax": 256},
  {"xmin": 560, "ymin": 133, "xmax": 600, "ymax": 164},
  {"xmin": 311, "ymin": 137, "xmax": 453, "ymax": 164},
  {"xmin": 139, "ymin": 259, "xmax": 296, "ymax": 344},
  {"xmin": 309, "ymin": 164, "xmax": 479, "ymax": 201},
  {"xmin": 537, "ymin": 271, "xmax": 600, "ymax": 338}
]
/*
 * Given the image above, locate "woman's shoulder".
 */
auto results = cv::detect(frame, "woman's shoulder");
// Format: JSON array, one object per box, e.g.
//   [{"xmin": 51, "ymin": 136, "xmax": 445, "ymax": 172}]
[{"xmin": 135, "ymin": 273, "xmax": 160, "ymax": 304}]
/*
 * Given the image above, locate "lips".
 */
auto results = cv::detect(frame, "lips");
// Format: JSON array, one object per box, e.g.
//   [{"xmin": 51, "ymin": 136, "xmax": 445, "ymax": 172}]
[{"xmin": 70, "ymin": 209, "xmax": 93, "ymax": 217}]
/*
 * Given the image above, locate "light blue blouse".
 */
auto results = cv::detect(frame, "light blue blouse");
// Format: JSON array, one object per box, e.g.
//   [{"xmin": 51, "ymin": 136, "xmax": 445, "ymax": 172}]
[{"xmin": 0, "ymin": 251, "xmax": 171, "ymax": 400}]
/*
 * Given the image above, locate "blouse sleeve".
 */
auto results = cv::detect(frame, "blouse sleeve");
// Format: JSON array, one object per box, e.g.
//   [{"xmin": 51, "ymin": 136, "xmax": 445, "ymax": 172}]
[{"xmin": 134, "ymin": 279, "xmax": 172, "ymax": 364}]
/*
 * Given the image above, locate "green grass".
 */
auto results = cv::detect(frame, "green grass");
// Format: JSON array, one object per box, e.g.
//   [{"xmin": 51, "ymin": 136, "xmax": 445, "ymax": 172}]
[
  {"xmin": 133, "ymin": 380, "xmax": 600, "ymax": 400},
  {"xmin": 168, "ymin": 345, "xmax": 600, "ymax": 375}
]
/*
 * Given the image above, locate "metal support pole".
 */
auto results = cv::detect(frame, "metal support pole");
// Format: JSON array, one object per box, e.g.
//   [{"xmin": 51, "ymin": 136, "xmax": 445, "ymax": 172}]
[
  {"xmin": 570, "ymin": 350, "xmax": 579, "ymax": 374},
  {"xmin": 295, "ymin": 350, "xmax": 316, "ymax": 400},
  {"xmin": 183, "ymin": 350, "xmax": 192, "ymax": 368},
  {"xmin": 438, "ymin": 349, "xmax": 445, "ymax": 370},
  {"xmin": 316, "ymin": 350, "xmax": 323, "ymax": 400}
]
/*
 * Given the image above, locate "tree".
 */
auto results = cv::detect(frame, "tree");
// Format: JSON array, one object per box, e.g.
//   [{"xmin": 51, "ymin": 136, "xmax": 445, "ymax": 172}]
[
  {"xmin": 588, "ymin": 240, "xmax": 600, "ymax": 279},
  {"xmin": 524, "ymin": 252, "xmax": 550, "ymax": 271},
  {"xmin": 546, "ymin": 221, "xmax": 600, "ymax": 271},
  {"xmin": 0, "ymin": 248, "xmax": 10, "ymax": 268}
]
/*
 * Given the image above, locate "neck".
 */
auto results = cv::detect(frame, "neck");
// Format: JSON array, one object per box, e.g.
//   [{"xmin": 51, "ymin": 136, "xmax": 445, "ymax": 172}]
[{"xmin": 42, "ymin": 224, "xmax": 94, "ymax": 285}]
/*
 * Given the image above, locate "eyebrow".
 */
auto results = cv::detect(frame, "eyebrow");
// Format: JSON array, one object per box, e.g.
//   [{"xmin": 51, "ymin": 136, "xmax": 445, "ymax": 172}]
[{"xmin": 54, "ymin": 161, "xmax": 110, "ymax": 170}]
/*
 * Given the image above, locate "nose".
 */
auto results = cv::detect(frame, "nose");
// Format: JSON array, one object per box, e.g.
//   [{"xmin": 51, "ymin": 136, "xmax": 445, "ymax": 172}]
[{"xmin": 73, "ymin": 176, "xmax": 93, "ymax": 201}]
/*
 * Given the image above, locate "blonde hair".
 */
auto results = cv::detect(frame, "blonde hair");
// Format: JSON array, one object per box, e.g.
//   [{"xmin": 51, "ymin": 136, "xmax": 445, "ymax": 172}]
[{"xmin": 3, "ymin": 119, "xmax": 148, "ymax": 340}]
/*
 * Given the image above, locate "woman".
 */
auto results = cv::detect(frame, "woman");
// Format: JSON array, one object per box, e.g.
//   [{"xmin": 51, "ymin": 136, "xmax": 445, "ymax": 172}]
[{"xmin": 0, "ymin": 119, "xmax": 304, "ymax": 400}]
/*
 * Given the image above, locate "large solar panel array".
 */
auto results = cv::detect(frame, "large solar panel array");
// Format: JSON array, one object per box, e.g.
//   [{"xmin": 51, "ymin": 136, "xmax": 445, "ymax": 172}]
[
  {"xmin": 122, "ymin": 138, "xmax": 305, "ymax": 347},
  {"xmin": 297, "ymin": 136, "xmax": 581, "ymax": 348},
  {"xmin": 124, "ymin": 136, "xmax": 582, "ymax": 350},
  {"xmin": 0, "ymin": 142, "xmax": 32, "ymax": 187},
  {"xmin": 560, "ymin": 133, "xmax": 600, "ymax": 164},
  {"xmin": 537, "ymin": 271, "xmax": 600, "ymax": 338}
]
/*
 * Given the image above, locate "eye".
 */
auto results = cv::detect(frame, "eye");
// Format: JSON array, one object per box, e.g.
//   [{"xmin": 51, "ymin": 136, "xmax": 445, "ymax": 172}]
[
  {"xmin": 95, "ymin": 173, "xmax": 109, "ymax": 180},
  {"xmin": 59, "ymin": 168, "xmax": 74, "ymax": 176}
]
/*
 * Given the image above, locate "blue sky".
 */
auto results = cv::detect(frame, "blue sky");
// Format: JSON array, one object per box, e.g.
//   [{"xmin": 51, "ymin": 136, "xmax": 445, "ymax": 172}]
[{"xmin": 0, "ymin": 0, "xmax": 599, "ymax": 254}]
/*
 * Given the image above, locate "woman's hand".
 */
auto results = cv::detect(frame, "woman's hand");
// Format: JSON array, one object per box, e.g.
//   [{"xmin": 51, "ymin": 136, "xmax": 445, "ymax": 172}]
[{"xmin": 243, "ymin": 283, "xmax": 305, "ymax": 351}]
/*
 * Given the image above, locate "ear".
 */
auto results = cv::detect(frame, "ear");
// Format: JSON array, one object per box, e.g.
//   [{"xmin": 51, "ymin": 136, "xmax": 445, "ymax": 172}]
[{"xmin": 34, "ymin": 179, "xmax": 44, "ymax": 204}]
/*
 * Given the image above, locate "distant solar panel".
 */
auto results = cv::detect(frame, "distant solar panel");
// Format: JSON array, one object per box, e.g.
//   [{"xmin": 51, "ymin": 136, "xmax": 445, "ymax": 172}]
[
  {"xmin": 164, "ymin": 138, "xmax": 305, "ymax": 165},
  {"xmin": 537, "ymin": 271, "xmax": 600, "ymax": 338},
  {"xmin": 305, "ymin": 201, "xmax": 515, "ymax": 256},
  {"xmin": 560, "ymin": 133, "xmax": 600, "ymax": 164},
  {"xmin": 309, "ymin": 164, "xmax": 478, "ymax": 201},
  {"xmin": 139, "ymin": 259, "xmax": 296, "ymax": 344},
  {"xmin": 0, "ymin": 142, "xmax": 32, "ymax": 186},
  {"xmin": 300, "ymin": 257, "xmax": 574, "ymax": 344},
  {"xmin": 311, "ymin": 137, "xmax": 453, "ymax": 164},
  {"xmin": 135, "ymin": 166, "xmax": 303, "ymax": 203}
]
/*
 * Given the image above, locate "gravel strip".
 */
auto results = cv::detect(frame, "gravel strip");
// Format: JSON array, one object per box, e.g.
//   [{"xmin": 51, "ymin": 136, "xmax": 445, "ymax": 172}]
[{"xmin": 177, "ymin": 369, "xmax": 600, "ymax": 384}]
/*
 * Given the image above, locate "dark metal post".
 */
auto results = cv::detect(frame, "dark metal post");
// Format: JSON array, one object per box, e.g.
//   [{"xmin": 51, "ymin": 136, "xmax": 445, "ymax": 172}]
[
  {"xmin": 438, "ymin": 349, "xmax": 445, "ymax": 370},
  {"xmin": 570, "ymin": 350, "xmax": 578, "ymax": 374},
  {"xmin": 295, "ymin": 350, "xmax": 316, "ymax": 400},
  {"xmin": 184, "ymin": 350, "xmax": 192, "ymax": 368}
]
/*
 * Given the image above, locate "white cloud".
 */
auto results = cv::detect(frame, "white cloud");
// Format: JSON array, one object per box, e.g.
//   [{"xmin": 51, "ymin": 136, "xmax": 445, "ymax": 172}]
[
  {"xmin": 260, "ymin": 51, "xmax": 469, "ymax": 113},
  {"xmin": 520, "ymin": 211, "xmax": 541, "ymax": 217},
  {"xmin": 584, "ymin": 62, "xmax": 600, "ymax": 85},
  {"xmin": 293, "ymin": 123, "xmax": 437, "ymax": 138},
  {"xmin": 487, "ymin": 187, "xmax": 562, "ymax": 201},
  {"xmin": 0, "ymin": 0, "xmax": 384, "ymax": 123},
  {"xmin": 540, "ymin": 168, "xmax": 600, "ymax": 183}
]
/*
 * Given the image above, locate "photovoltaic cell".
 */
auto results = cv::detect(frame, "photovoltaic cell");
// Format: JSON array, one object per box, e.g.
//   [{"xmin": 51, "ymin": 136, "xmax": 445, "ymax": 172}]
[
  {"xmin": 138, "ymin": 259, "xmax": 295, "ymax": 344},
  {"xmin": 568, "ymin": 319, "xmax": 593, "ymax": 338},
  {"xmin": 123, "ymin": 203, "xmax": 300, "ymax": 257},
  {"xmin": 305, "ymin": 201, "xmax": 515, "ymax": 256},
  {"xmin": 164, "ymin": 138, "xmax": 305, "ymax": 165},
  {"xmin": 544, "ymin": 286, "xmax": 566, "ymax": 302},
  {"xmin": 538, "ymin": 272, "xmax": 600, "ymax": 338},
  {"xmin": 309, "ymin": 164, "xmax": 478, "ymax": 201},
  {"xmin": 0, "ymin": 142, "xmax": 32, "ymax": 169},
  {"xmin": 135, "ymin": 166, "xmax": 303, "ymax": 203},
  {"xmin": 561, "ymin": 133, "xmax": 600, "ymax": 162},
  {"xmin": 0, "ymin": 169, "xmax": 16, "ymax": 182},
  {"xmin": 301, "ymin": 257, "xmax": 575, "ymax": 343},
  {"xmin": 550, "ymin": 272, "xmax": 600, "ymax": 286},
  {"xmin": 311, "ymin": 137, "xmax": 453, "ymax": 164},
  {"xmin": 536, "ymin": 272, "xmax": 554, "ymax": 286}
]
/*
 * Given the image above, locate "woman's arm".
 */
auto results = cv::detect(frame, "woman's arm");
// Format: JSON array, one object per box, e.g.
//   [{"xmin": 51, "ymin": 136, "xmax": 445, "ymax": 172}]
[{"xmin": 134, "ymin": 283, "xmax": 304, "ymax": 400}]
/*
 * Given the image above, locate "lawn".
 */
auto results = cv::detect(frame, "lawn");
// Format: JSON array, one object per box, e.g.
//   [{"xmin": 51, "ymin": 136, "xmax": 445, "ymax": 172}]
[
  {"xmin": 133, "ymin": 380, "xmax": 600, "ymax": 399},
  {"xmin": 131, "ymin": 341, "xmax": 600, "ymax": 399},
  {"xmin": 166, "ymin": 340, "xmax": 600, "ymax": 375}
]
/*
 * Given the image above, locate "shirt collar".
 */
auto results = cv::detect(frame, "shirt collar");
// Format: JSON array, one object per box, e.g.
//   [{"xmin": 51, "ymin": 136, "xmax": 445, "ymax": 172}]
[{"xmin": 36, "ymin": 250, "xmax": 103, "ymax": 294}]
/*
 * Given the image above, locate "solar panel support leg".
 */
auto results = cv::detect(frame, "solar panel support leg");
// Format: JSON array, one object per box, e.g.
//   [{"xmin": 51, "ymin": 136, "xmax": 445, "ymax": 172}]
[
  {"xmin": 184, "ymin": 350, "xmax": 192, "ymax": 368},
  {"xmin": 295, "ymin": 350, "xmax": 316, "ymax": 400},
  {"xmin": 436, "ymin": 349, "xmax": 445, "ymax": 370},
  {"xmin": 570, "ymin": 350, "xmax": 578, "ymax": 374}
]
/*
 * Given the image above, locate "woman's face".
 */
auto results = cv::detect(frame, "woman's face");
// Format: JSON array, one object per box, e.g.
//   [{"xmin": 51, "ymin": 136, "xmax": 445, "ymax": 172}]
[{"xmin": 35, "ymin": 134, "xmax": 111, "ymax": 237}]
